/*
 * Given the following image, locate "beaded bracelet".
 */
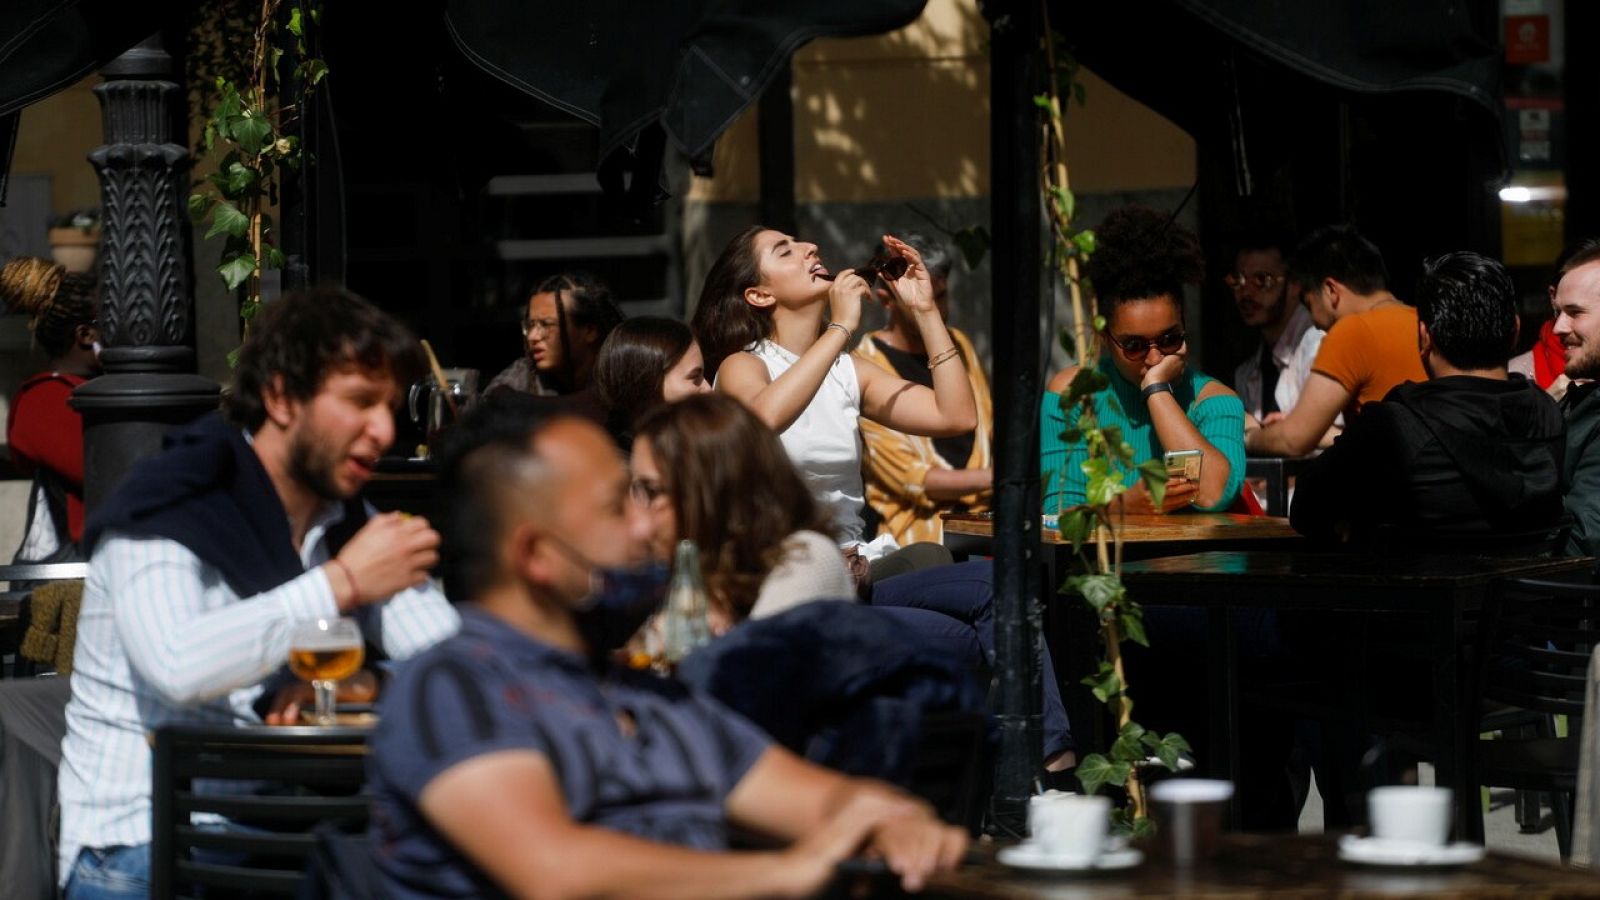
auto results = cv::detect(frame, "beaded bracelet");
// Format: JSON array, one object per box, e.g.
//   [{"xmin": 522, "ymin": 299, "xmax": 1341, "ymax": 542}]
[{"xmin": 927, "ymin": 346, "xmax": 961, "ymax": 370}]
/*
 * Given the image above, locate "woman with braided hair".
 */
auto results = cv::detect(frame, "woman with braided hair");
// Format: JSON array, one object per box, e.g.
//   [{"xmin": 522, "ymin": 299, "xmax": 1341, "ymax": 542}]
[{"xmin": 1, "ymin": 256, "xmax": 99, "ymax": 558}]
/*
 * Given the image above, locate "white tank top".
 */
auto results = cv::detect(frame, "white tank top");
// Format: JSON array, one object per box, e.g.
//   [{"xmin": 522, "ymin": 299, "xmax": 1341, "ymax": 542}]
[{"xmin": 746, "ymin": 340, "xmax": 898, "ymax": 558}]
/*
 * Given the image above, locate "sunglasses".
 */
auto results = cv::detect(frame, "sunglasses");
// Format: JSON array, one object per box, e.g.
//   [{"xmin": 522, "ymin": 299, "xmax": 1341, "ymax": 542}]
[
  {"xmin": 1107, "ymin": 327, "xmax": 1186, "ymax": 359},
  {"xmin": 818, "ymin": 256, "xmax": 909, "ymax": 283},
  {"xmin": 1223, "ymin": 272, "xmax": 1283, "ymax": 291}
]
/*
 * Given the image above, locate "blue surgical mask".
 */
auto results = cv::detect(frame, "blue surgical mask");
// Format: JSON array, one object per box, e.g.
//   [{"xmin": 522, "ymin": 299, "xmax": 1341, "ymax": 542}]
[{"xmin": 575, "ymin": 561, "xmax": 671, "ymax": 657}]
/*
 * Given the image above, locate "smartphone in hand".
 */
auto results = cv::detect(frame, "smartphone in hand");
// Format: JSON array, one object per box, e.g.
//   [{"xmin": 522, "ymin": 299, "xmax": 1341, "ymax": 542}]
[{"xmin": 1164, "ymin": 449, "xmax": 1203, "ymax": 482}]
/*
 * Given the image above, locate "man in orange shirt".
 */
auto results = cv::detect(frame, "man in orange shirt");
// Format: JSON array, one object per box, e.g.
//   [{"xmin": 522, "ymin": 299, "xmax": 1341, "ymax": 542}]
[{"xmin": 1245, "ymin": 226, "xmax": 1427, "ymax": 458}]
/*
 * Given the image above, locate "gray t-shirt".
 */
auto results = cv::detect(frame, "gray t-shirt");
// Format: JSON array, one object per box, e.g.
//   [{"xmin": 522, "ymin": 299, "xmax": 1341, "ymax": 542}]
[{"xmin": 370, "ymin": 608, "xmax": 771, "ymax": 899}]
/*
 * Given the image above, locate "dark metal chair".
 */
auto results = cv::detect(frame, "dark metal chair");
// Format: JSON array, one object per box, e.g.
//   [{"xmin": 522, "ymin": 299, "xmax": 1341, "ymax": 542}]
[
  {"xmin": 1472, "ymin": 575, "xmax": 1600, "ymax": 860},
  {"xmin": 151, "ymin": 723, "xmax": 371, "ymax": 899}
]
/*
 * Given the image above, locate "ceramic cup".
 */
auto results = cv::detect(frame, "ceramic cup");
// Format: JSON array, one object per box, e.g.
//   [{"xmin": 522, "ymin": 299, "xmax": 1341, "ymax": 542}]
[
  {"xmin": 1027, "ymin": 792, "xmax": 1110, "ymax": 863},
  {"xmin": 1368, "ymin": 786, "xmax": 1452, "ymax": 846},
  {"xmin": 1150, "ymin": 778, "xmax": 1234, "ymax": 866}
]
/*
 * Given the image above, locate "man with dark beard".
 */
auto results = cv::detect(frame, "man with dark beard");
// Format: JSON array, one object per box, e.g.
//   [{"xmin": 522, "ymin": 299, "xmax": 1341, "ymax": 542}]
[
  {"xmin": 55, "ymin": 288, "xmax": 459, "ymax": 898},
  {"xmin": 1551, "ymin": 239, "xmax": 1600, "ymax": 556}
]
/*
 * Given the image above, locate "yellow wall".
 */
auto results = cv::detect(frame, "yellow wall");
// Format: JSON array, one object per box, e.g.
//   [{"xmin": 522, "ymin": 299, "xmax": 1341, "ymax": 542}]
[
  {"xmin": 689, "ymin": 0, "xmax": 1196, "ymax": 204},
  {"xmin": 11, "ymin": 75, "xmax": 103, "ymax": 217}
]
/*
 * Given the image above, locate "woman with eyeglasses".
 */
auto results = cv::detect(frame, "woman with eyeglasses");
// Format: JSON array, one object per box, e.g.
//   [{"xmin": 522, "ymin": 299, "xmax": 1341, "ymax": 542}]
[
  {"xmin": 630, "ymin": 393, "xmax": 1075, "ymax": 768},
  {"xmin": 1041, "ymin": 206, "xmax": 1246, "ymax": 514},
  {"xmin": 487, "ymin": 271, "xmax": 626, "ymax": 399}
]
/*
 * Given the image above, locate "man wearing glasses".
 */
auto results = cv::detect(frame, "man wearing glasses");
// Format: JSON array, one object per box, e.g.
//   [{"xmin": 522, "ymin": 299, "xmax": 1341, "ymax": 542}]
[
  {"xmin": 1225, "ymin": 231, "xmax": 1329, "ymax": 428},
  {"xmin": 1245, "ymin": 226, "xmax": 1425, "ymax": 458}
]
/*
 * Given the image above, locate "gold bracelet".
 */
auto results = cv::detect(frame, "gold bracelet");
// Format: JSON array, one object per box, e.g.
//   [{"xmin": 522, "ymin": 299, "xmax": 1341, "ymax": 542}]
[{"xmin": 927, "ymin": 346, "xmax": 961, "ymax": 370}]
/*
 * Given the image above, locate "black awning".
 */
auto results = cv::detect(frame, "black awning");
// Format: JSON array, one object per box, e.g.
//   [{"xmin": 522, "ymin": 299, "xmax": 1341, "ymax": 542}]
[
  {"xmin": 0, "ymin": 0, "xmax": 177, "ymax": 118},
  {"xmin": 444, "ymin": 0, "xmax": 928, "ymax": 168}
]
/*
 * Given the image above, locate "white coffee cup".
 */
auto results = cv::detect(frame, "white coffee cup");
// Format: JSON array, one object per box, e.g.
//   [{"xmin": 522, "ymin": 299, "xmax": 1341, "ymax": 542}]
[
  {"xmin": 1027, "ymin": 792, "xmax": 1110, "ymax": 862},
  {"xmin": 1368, "ymin": 786, "xmax": 1452, "ymax": 846}
]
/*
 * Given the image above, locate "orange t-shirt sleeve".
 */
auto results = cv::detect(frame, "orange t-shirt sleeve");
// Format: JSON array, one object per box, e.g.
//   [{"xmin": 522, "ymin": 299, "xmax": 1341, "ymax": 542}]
[{"xmin": 1309, "ymin": 316, "xmax": 1368, "ymax": 395}]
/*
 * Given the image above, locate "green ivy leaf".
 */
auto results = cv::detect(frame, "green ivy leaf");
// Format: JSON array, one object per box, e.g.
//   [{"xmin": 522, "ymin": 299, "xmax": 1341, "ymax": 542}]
[
  {"xmin": 1073, "ymin": 81, "xmax": 1088, "ymax": 107},
  {"xmin": 1139, "ymin": 457, "xmax": 1168, "ymax": 507},
  {"xmin": 1110, "ymin": 722, "xmax": 1147, "ymax": 763},
  {"xmin": 288, "ymin": 7, "xmax": 304, "ymax": 36},
  {"xmin": 1032, "ymin": 94, "xmax": 1054, "ymax": 112},
  {"xmin": 218, "ymin": 252, "xmax": 257, "ymax": 290},
  {"xmin": 303, "ymin": 59, "xmax": 329, "ymax": 86},
  {"xmin": 1075, "ymin": 753, "xmax": 1131, "ymax": 795},
  {"xmin": 1119, "ymin": 606, "xmax": 1149, "ymax": 647},
  {"xmin": 1079, "ymin": 660, "xmax": 1121, "ymax": 703},
  {"xmin": 1154, "ymin": 732, "xmax": 1192, "ymax": 771},
  {"xmin": 1074, "ymin": 230, "xmax": 1097, "ymax": 257},
  {"xmin": 186, "ymin": 190, "xmax": 213, "ymax": 222},
  {"xmin": 226, "ymin": 347, "xmax": 241, "ymax": 369},
  {"xmin": 1082, "ymin": 458, "xmax": 1123, "ymax": 508},
  {"xmin": 952, "ymin": 226, "xmax": 990, "ymax": 270},
  {"xmin": 1057, "ymin": 508, "xmax": 1091, "ymax": 548},
  {"xmin": 265, "ymin": 246, "xmax": 287, "ymax": 269},
  {"xmin": 234, "ymin": 113, "xmax": 273, "ymax": 156},
  {"xmin": 1069, "ymin": 574, "xmax": 1124, "ymax": 613},
  {"xmin": 1092, "ymin": 314, "xmax": 1106, "ymax": 332},
  {"xmin": 1065, "ymin": 366, "xmax": 1109, "ymax": 405},
  {"xmin": 205, "ymin": 200, "xmax": 251, "ymax": 240},
  {"xmin": 224, "ymin": 161, "xmax": 258, "ymax": 195},
  {"xmin": 1057, "ymin": 328, "xmax": 1077, "ymax": 362}
]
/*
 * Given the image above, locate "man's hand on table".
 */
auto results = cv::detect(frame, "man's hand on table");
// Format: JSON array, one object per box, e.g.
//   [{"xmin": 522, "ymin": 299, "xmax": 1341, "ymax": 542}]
[{"xmin": 778, "ymin": 789, "xmax": 965, "ymax": 895}]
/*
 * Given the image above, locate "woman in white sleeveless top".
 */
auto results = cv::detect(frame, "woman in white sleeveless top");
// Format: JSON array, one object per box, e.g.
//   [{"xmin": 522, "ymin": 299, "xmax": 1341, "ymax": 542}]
[
  {"xmin": 692, "ymin": 227, "xmax": 1075, "ymax": 773},
  {"xmin": 693, "ymin": 227, "xmax": 977, "ymax": 579}
]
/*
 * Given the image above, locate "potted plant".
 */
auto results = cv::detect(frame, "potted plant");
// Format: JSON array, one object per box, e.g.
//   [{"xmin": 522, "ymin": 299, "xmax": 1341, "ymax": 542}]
[{"xmin": 47, "ymin": 208, "xmax": 101, "ymax": 274}]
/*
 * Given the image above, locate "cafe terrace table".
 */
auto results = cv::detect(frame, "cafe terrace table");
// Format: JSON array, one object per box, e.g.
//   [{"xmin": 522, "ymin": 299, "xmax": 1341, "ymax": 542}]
[
  {"xmin": 941, "ymin": 513, "xmax": 1304, "ymax": 754},
  {"xmin": 1118, "ymin": 550, "xmax": 1594, "ymax": 839},
  {"xmin": 894, "ymin": 834, "xmax": 1600, "ymax": 898}
]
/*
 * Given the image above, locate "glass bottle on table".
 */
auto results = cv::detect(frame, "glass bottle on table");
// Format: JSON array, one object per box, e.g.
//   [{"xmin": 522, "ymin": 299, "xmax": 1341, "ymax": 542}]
[
  {"xmin": 658, "ymin": 540, "xmax": 713, "ymax": 670},
  {"xmin": 288, "ymin": 618, "xmax": 364, "ymax": 725}
]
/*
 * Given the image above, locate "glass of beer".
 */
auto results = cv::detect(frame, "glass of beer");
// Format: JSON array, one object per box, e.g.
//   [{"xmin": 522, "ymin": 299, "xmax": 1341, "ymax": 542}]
[{"xmin": 288, "ymin": 618, "xmax": 364, "ymax": 725}]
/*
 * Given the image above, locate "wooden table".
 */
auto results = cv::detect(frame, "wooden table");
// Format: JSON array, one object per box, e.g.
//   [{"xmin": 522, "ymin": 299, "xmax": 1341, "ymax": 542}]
[
  {"xmin": 1118, "ymin": 550, "xmax": 1594, "ymax": 837},
  {"xmin": 942, "ymin": 513, "xmax": 1304, "ymax": 757},
  {"xmin": 884, "ymin": 834, "xmax": 1600, "ymax": 897}
]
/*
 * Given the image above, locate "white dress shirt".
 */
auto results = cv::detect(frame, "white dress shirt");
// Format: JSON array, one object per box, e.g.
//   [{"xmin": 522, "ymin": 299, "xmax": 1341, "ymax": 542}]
[
  {"xmin": 56, "ymin": 501, "xmax": 459, "ymax": 884},
  {"xmin": 1234, "ymin": 304, "xmax": 1327, "ymax": 420}
]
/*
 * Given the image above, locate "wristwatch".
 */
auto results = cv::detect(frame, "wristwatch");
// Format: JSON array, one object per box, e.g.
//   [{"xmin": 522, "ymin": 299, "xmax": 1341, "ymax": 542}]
[{"xmin": 1141, "ymin": 382, "xmax": 1174, "ymax": 400}]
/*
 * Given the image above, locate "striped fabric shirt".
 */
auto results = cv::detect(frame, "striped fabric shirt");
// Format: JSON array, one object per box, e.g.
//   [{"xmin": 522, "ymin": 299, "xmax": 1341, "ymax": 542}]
[{"xmin": 56, "ymin": 501, "xmax": 460, "ymax": 884}]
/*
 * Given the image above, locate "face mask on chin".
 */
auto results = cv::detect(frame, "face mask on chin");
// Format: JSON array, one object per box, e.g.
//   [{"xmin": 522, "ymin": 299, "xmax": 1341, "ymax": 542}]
[{"xmin": 546, "ymin": 534, "xmax": 669, "ymax": 660}]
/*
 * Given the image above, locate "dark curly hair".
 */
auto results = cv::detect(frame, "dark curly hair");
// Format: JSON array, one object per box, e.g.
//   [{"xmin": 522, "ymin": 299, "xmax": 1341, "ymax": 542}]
[
  {"xmin": 1416, "ymin": 251, "xmax": 1517, "ymax": 370},
  {"xmin": 1083, "ymin": 206, "xmax": 1204, "ymax": 316},
  {"xmin": 224, "ymin": 286, "xmax": 424, "ymax": 431}
]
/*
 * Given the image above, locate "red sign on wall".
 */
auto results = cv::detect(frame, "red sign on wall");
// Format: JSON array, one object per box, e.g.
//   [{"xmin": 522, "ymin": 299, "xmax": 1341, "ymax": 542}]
[{"xmin": 1505, "ymin": 15, "xmax": 1551, "ymax": 65}]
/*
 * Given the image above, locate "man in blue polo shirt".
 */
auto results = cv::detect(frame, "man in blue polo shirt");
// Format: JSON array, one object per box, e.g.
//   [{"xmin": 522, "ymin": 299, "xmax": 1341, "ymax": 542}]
[{"xmin": 369, "ymin": 406, "xmax": 967, "ymax": 898}]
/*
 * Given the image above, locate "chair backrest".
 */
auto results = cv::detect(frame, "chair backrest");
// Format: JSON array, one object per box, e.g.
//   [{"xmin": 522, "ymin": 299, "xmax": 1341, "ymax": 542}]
[
  {"xmin": 0, "ymin": 561, "xmax": 87, "ymax": 678},
  {"xmin": 151, "ymin": 723, "xmax": 370, "ymax": 899},
  {"xmin": 906, "ymin": 710, "xmax": 990, "ymax": 834},
  {"xmin": 1482, "ymin": 576, "xmax": 1600, "ymax": 718}
]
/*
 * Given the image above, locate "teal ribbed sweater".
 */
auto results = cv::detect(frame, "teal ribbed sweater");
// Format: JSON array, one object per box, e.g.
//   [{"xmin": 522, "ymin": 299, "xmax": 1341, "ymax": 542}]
[{"xmin": 1040, "ymin": 356, "xmax": 1246, "ymax": 514}]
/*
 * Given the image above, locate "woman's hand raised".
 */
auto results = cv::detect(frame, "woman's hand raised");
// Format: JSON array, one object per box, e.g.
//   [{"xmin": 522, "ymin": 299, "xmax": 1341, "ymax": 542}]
[
  {"xmin": 880, "ymin": 234, "xmax": 935, "ymax": 317},
  {"xmin": 827, "ymin": 269, "xmax": 867, "ymax": 334}
]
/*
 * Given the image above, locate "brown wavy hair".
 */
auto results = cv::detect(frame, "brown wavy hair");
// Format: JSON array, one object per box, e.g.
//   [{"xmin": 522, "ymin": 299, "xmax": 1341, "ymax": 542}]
[
  {"xmin": 0, "ymin": 256, "xmax": 97, "ymax": 358},
  {"xmin": 690, "ymin": 225, "xmax": 772, "ymax": 379},
  {"xmin": 633, "ymin": 393, "xmax": 836, "ymax": 622}
]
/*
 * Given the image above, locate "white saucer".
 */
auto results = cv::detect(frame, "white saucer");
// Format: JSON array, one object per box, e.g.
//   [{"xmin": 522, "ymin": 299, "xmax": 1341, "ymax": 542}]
[
  {"xmin": 998, "ymin": 842, "xmax": 1144, "ymax": 873},
  {"xmin": 1338, "ymin": 835, "xmax": 1485, "ymax": 867}
]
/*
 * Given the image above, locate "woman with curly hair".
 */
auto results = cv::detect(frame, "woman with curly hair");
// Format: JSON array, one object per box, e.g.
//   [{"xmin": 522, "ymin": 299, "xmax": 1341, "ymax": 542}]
[
  {"xmin": 0, "ymin": 256, "xmax": 99, "ymax": 557},
  {"xmin": 1041, "ymin": 206, "xmax": 1246, "ymax": 514},
  {"xmin": 487, "ymin": 270, "xmax": 625, "ymax": 398}
]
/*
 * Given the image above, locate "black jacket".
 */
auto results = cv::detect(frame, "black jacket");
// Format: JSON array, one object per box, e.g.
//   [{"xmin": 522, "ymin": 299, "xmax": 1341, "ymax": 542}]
[{"xmin": 1291, "ymin": 375, "xmax": 1566, "ymax": 545}]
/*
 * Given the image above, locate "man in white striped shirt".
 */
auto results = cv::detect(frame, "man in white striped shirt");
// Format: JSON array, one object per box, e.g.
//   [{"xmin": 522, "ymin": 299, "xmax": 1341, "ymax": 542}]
[{"xmin": 56, "ymin": 288, "xmax": 460, "ymax": 898}]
